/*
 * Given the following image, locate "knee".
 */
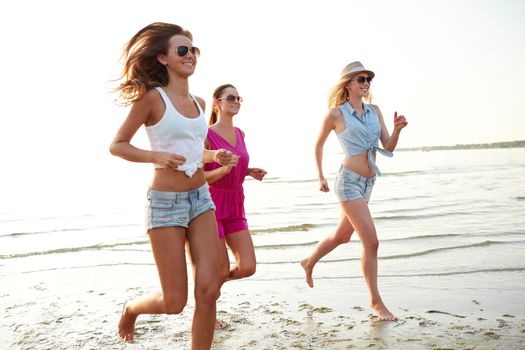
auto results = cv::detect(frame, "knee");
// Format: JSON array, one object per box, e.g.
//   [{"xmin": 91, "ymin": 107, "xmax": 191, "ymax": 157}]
[
  {"xmin": 337, "ymin": 232, "xmax": 352, "ymax": 244},
  {"xmin": 163, "ymin": 297, "xmax": 187, "ymax": 315},
  {"xmin": 239, "ymin": 262, "xmax": 256, "ymax": 278},
  {"xmin": 334, "ymin": 230, "xmax": 352, "ymax": 244},
  {"xmin": 363, "ymin": 237, "xmax": 379, "ymax": 253},
  {"xmin": 195, "ymin": 282, "xmax": 219, "ymax": 305}
]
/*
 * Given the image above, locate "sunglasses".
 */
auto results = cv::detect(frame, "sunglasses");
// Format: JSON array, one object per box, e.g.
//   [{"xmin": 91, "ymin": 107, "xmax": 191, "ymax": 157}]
[
  {"xmin": 218, "ymin": 95, "xmax": 243, "ymax": 103},
  {"xmin": 352, "ymin": 76, "xmax": 373, "ymax": 84},
  {"xmin": 176, "ymin": 45, "xmax": 200, "ymax": 57}
]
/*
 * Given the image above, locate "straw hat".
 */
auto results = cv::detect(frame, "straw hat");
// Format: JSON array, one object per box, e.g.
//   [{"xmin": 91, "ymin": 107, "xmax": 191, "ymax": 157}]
[{"xmin": 340, "ymin": 61, "xmax": 375, "ymax": 80}]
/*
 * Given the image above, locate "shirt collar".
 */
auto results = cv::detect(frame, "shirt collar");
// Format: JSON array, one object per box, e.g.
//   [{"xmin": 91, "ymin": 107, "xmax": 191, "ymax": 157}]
[{"xmin": 346, "ymin": 101, "xmax": 371, "ymax": 118}]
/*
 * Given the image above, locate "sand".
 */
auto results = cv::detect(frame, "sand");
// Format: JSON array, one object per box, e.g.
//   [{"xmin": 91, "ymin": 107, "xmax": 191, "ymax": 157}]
[{"xmin": 1, "ymin": 261, "xmax": 524, "ymax": 349}]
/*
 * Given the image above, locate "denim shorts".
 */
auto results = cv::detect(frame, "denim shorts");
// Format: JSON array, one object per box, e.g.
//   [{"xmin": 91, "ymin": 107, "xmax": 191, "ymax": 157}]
[
  {"xmin": 145, "ymin": 183, "xmax": 216, "ymax": 231},
  {"xmin": 334, "ymin": 166, "xmax": 376, "ymax": 202}
]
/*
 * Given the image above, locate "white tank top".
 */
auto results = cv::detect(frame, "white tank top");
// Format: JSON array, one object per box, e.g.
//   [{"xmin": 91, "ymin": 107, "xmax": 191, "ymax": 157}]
[{"xmin": 145, "ymin": 87, "xmax": 207, "ymax": 177}]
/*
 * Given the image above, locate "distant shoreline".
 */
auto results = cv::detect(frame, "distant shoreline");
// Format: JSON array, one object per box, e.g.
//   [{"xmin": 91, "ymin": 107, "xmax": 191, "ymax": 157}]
[{"xmin": 397, "ymin": 140, "xmax": 525, "ymax": 152}]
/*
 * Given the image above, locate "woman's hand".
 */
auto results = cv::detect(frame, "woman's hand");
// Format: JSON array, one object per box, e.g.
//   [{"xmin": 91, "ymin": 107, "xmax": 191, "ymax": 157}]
[
  {"xmin": 221, "ymin": 165, "xmax": 234, "ymax": 175},
  {"xmin": 153, "ymin": 152, "xmax": 186, "ymax": 170},
  {"xmin": 214, "ymin": 149, "xmax": 239, "ymax": 166},
  {"xmin": 319, "ymin": 177, "xmax": 329, "ymax": 192},
  {"xmin": 248, "ymin": 167, "xmax": 267, "ymax": 181},
  {"xmin": 393, "ymin": 111, "xmax": 408, "ymax": 132}
]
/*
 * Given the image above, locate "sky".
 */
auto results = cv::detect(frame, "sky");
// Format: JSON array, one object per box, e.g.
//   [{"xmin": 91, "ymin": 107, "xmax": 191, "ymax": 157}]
[{"xmin": 1, "ymin": 0, "xmax": 524, "ymax": 208}]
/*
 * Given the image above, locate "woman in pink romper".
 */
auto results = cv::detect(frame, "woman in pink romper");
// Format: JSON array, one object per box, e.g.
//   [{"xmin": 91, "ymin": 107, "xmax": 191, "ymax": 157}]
[{"xmin": 204, "ymin": 84, "xmax": 267, "ymax": 321}]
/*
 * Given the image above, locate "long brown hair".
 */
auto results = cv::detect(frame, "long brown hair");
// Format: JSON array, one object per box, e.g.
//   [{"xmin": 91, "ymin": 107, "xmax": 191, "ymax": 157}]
[
  {"xmin": 209, "ymin": 84, "xmax": 236, "ymax": 125},
  {"xmin": 115, "ymin": 22, "xmax": 193, "ymax": 105}
]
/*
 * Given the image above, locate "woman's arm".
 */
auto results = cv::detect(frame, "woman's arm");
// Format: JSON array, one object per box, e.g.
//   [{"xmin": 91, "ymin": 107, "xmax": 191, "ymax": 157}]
[
  {"xmin": 202, "ymin": 136, "xmax": 227, "ymax": 184},
  {"xmin": 109, "ymin": 92, "xmax": 186, "ymax": 170},
  {"xmin": 205, "ymin": 166, "xmax": 233, "ymax": 184},
  {"xmin": 239, "ymin": 130, "xmax": 267, "ymax": 181},
  {"xmin": 315, "ymin": 108, "xmax": 339, "ymax": 192},
  {"xmin": 373, "ymin": 105, "xmax": 408, "ymax": 153}
]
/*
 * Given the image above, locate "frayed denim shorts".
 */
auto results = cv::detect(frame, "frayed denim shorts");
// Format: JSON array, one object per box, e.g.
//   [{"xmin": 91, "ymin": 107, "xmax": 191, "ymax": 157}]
[
  {"xmin": 145, "ymin": 183, "xmax": 216, "ymax": 231},
  {"xmin": 334, "ymin": 166, "xmax": 377, "ymax": 202}
]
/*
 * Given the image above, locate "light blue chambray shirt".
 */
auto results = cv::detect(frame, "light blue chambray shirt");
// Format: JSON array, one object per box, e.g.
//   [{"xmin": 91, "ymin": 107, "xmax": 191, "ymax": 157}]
[{"xmin": 335, "ymin": 102, "xmax": 392, "ymax": 176}]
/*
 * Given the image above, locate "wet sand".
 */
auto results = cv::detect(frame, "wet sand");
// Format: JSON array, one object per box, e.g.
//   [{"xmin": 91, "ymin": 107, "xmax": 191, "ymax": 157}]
[{"xmin": 1, "ymin": 261, "xmax": 524, "ymax": 349}]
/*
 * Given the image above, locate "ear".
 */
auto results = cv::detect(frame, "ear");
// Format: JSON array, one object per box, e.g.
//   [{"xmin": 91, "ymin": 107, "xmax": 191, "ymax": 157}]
[{"xmin": 157, "ymin": 54, "xmax": 168, "ymax": 66}]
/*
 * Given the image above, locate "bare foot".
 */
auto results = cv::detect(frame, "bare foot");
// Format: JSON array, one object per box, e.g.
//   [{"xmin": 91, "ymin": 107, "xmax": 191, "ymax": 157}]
[
  {"xmin": 300, "ymin": 259, "xmax": 314, "ymax": 288},
  {"xmin": 215, "ymin": 319, "xmax": 228, "ymax": 330},
  {"xmin": 371, "ymin": 302, "xmax": 398, "ymax": 321},
  {"xmin": 118, "ymin": 300, "xmax": 137, "ymax": 341}
]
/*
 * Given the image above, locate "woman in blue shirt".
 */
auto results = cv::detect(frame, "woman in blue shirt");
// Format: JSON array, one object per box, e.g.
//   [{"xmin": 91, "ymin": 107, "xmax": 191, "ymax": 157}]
[{"xmin": 301, "ymin": 61, "xmax": 407, "ymax": 321}]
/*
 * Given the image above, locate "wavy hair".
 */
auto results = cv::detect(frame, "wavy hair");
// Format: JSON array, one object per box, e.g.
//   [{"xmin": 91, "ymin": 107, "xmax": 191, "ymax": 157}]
[
  {"xmin": 115, "ymin": 22, "xmax": 193, "ymax": 105},
  {"xmin": 327, "ymin": 73, "xmax": 372, "ymax": 108}
]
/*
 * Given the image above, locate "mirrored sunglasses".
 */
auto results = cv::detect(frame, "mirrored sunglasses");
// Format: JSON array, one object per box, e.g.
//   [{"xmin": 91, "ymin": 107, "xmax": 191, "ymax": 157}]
[
  {"xmin": 176, "ymin": 45, "xmax": 200, "ymax": 57},
  {"xmin": 218, "ymin": 95, "xmax": 243, "ymax": 103}
]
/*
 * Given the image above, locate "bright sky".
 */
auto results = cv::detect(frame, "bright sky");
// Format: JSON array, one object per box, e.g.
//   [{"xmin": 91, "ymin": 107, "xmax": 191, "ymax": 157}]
[{"xmin": 1, "ymin": 0, "xmax": 524, "ymax": 207}]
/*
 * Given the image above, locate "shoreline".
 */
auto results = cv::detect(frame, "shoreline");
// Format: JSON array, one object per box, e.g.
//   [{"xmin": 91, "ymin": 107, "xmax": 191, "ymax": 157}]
[{"xmin": 2, "ymin": 264, "xmax": 524, "ymax": 349}]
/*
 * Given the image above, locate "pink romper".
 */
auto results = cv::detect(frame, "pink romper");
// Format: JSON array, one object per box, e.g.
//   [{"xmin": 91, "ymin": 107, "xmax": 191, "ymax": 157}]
[{"xmin": 204, "ymin": 127, "xmax": 250, "ymax": 239}]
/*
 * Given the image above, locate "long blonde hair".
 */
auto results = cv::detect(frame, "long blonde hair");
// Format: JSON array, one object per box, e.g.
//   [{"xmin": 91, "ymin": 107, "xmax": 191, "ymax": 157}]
[{"xmin": 327, "ymin": 73, "xmax": 372, "ymax": 108}]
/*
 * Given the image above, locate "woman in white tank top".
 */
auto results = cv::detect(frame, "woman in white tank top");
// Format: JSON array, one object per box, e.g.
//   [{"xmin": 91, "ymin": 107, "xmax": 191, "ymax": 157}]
[{"xmin": 109, "ymin": 22, "xmax": 237, "ymax": 349}]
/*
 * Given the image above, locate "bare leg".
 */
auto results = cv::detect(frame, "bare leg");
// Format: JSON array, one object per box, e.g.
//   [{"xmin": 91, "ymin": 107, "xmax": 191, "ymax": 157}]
[
  {"xmin": 217, "ymin": 239, "xmax": 231, "ymax": 285},
  {"xmin": 225, "ymin": 230, "xmax": 256, "ymax": 281},
  {"xmin": 300, "ymin": 213, "xmax": 355, "ymax": 288},
  {"xmin": 214, "ymin": 240, "xmax": 230, "ymax": 330},
  {"xmin": 187, "ymin": 210, "xmax": 221, "ymax": 349},
  {"xmin": 340, "ymin": 199, "xmax": 397, "ymax": 321},
  {"xmin": 118, "ymin": 227, "xmax": 188, "ymax": 341},
  {"xmin": 213, "ymin": 230, "xmax": 257, "ymax": 330}
]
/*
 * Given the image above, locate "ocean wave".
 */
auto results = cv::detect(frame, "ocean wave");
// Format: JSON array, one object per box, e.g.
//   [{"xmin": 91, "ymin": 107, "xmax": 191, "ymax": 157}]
[
  {"xmin": 373, "ymin": 211, "xmax": 476, "ymax": 221},
  {"xmin": 260, "ymin": 170, "xmax": 439, "ymax": 183},
  {"xmin": 374, "ymin": 201, "xmax": 474, "ymax": 215},
  {"xmin": 382, "ymin": 170, "xmax": 427, "ymax": 177},
  {"xmin": 0, "ymin": 240, "xmax": 149, "ymax": 260},
  {"xmin": 0, "ymin": 224, "xmax": 141, "ymax": 238},
  {"xmin": 263, "ymin": 178, "xmax": 318, "ymax": 184},
  {"xmin": 256, "ymin": 240, "xmax": 525, "ymax": 264},
  {"xmin": 251, "ymin": 224, "xmax": 315, "ymax": 234},
  {"xmin": 385, "ymin": 231, "xmax": 525, "ymax": 242},
  {"xmin": 17, "ymin": 263, "xmax": 525, "ymax": 278},
  {"xmin": 373, "ymin": 194, "xmax": 434, "ymax": 202},
  {"xmin": 256, "ymin": 240, "xmax": 319, "ymax": 249},
  {"xmin": 381, "ymin": 266, "xmax": 525, "ymax": 277},
  {"xmin": 252, "ymin": 267, "xmax": 525, "ymax": 281},
  {"xmin": 253, "ymin": 231, "xmax": 525, "ymax": 250},
  {"xmin": 6, "ymin": 226, "xmax": 523, "ymax": 260},
  {"xmin": 0, "ymin": 212, "xmax": 121, "ymax": 224},
  {"xmin": 20, "ymin": 262, "xmax": 154, "ymax": 274}
]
